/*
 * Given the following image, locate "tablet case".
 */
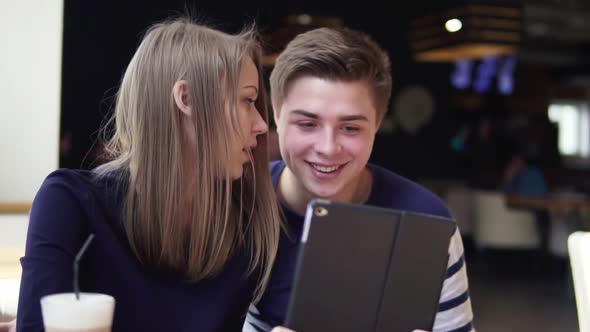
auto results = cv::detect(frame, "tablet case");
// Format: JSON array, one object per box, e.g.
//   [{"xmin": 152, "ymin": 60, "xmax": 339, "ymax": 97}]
[{"xmin": 285, "ymin": 199, "xmax": 456, "ymax": 332}]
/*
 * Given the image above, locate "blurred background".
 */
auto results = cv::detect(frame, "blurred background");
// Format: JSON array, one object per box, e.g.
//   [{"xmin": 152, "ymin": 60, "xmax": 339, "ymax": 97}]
[{"xmin": 2, "ymin": 0, "xmax": 590, "ymax": 330}]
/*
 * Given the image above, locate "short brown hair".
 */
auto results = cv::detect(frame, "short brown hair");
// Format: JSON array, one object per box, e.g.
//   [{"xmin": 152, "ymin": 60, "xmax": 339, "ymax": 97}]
[{"xmin": 270, "ymin": 27, "xmax": 392, "ymax": 123}]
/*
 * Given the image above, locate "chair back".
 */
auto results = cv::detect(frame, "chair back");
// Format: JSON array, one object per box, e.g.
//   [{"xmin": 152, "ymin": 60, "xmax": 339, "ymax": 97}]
[
  {"xmin": 569, "ymin": 231, "xmax": 590, "ymax": 332},
  {"xmin": 473, "ymin": 190, "xmax": 540, "ymax": 249}
]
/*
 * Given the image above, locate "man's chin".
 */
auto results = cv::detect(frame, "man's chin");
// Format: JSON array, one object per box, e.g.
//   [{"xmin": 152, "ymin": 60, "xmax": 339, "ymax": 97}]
[{"xmin": 303, "ymin": 184, "xmax": 341, "ymax": 200}]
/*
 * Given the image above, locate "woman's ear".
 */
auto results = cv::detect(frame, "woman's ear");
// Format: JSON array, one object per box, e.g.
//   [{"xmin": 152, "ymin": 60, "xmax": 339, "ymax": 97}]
[{"xmin": 173, "ymin": 80, "xmax": 191, "ymax": 116}]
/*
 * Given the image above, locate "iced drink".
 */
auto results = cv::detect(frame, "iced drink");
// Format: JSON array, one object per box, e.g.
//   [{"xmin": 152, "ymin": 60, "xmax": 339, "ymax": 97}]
[{"xmin": 40, "ymin": 293, "xmax": 115, "ymax": 332}]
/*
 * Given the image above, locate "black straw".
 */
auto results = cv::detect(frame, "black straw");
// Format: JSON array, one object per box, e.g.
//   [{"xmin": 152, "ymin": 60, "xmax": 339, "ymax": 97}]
[{"xmin": 73, "ymin": 233, "xmax": 95, "ymax": 300}]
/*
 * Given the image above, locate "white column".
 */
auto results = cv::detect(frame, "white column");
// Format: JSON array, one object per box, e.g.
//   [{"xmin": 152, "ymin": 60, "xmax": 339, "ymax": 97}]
[
  {"xmin": 0, "ymin": 0, "xmax": 64, "ymax": 321},
  {"xmin": 0, "ymin": 0, "xmax": 64, "ymax": 201}
]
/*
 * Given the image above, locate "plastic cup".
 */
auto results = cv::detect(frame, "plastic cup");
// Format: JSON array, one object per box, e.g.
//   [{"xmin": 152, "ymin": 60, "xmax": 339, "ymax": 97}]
[{"xmin": 40, "ymin": 292, "xmax": 115, "ymax": 332}]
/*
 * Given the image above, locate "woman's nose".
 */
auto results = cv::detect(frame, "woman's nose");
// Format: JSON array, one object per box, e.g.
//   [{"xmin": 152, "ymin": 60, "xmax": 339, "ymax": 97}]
[{"xmin": 252, "ymin": 111, "xmax": 268, "ymax": 136}]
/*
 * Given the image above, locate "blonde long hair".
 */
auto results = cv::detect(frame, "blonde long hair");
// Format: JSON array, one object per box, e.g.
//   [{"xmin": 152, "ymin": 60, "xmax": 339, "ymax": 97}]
[{"xmin": 95, "ymin": 18, "xmax": 281, "ymax": 302}]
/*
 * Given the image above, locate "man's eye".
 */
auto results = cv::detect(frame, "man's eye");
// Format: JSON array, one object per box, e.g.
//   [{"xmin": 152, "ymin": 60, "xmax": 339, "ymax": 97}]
[
  {"xmin": 342, "ymin": 126, "xmax": 360, "ymax": 133},
  {"xmin": 297, "ymin": 122, "xmax": 316, "ymax": 129}
]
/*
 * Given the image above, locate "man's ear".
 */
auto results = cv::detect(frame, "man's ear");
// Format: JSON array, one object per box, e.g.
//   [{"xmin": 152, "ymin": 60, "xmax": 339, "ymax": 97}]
[
  {"xmin": 272, "ymin": 102, "xmax": 281, "ymax": 132},
  {"xmin": 173, "ymin": 80, "xmax": 191, "ymax": 116}
]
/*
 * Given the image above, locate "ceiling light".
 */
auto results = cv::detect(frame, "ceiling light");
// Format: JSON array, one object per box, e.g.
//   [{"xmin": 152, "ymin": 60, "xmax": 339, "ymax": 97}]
[
  {"xmin": 445, "ymin": 18, "xmax": 462, "ymax": 32},
  {"xmin": 410, "ymin": 4, "xmax": 522, "ymax": 62}
]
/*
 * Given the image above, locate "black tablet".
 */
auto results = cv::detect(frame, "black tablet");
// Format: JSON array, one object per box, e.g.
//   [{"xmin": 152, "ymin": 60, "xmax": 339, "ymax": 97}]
[{"xmin": 285, "ymin": 199, "xmax": 456, "ymax": 332}]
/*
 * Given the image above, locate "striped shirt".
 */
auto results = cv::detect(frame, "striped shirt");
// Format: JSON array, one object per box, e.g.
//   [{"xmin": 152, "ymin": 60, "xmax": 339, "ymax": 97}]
[{"xmin": 244, "ymin": 161, "xmax": 474, "ymax": 332}]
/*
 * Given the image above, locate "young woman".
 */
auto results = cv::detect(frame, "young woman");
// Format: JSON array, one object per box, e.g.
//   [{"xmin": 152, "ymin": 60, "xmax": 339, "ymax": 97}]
[{"xmin": 15, "ymin": 17, "xmax": 281, "ymax": 331}]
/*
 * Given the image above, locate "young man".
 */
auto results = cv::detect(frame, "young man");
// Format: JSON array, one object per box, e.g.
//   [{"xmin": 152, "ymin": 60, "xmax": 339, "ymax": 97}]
[{"xmin": 246, "ymin": 27, "xmax": 474, "ymax": 332}]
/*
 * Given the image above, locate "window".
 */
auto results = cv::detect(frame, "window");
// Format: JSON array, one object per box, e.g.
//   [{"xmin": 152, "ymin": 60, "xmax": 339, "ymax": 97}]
[{"xmin": 548, "ymin": 101, "xmax": 590, "ymax": 161}]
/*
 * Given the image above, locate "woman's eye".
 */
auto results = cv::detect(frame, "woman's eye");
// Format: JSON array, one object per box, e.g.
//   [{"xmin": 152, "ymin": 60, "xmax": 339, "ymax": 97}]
[{"xmin": 244, "ymin": 98, "xmax": 256, "ymax": 105}]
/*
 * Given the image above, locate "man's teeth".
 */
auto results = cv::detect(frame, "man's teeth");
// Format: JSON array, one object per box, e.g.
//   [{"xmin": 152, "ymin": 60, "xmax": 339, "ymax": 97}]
[{"xmin": 313, "ymin": 164, "xmax": 339, "ymax": 173}]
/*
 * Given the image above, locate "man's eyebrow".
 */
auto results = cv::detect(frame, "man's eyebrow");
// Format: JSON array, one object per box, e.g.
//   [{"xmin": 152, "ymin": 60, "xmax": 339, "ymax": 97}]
[
  {"xmin": 290, "ymin": 109, "xmax": 319, "ymax": 119},
  {"xmin": 289, "ymin": 110, "xmax": 368, "ymax": 122},
  {"xmin": 339, "ymin": 115, "xmax": 368, "ymax": 122}
]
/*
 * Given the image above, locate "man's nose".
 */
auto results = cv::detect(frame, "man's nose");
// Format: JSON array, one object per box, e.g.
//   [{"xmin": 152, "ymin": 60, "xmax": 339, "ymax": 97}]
[{"xmin": 316, "ymin": 129, "xmax": 341, "ymax": 156}]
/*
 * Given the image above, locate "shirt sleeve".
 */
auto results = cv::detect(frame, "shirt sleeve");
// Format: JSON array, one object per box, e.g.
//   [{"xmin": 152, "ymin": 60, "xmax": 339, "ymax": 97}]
[
  {"xmin": 432, "ymin": 228, "xmax": 475, "ymax": 332},
  {"xmin": 16, "ymin": 178, "xmax": 89, "ymax": 332}
]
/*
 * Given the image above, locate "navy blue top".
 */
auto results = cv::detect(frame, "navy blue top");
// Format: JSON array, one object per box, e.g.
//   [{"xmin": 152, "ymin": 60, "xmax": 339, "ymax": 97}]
[
  {"xmin": 248, "ymin": 160, "xmax": 455, "ymax": 329},
  {"xmin": 17, "ymin": 169, "xmax": 257, "ymax": 332}
]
